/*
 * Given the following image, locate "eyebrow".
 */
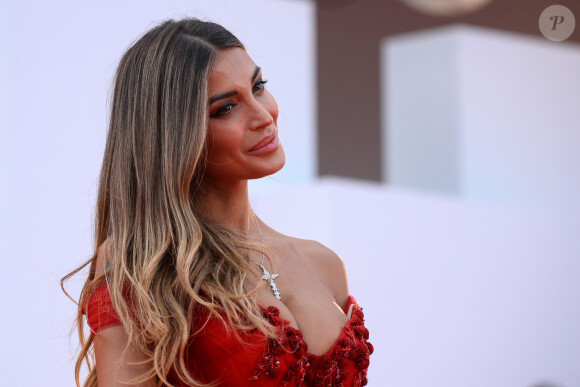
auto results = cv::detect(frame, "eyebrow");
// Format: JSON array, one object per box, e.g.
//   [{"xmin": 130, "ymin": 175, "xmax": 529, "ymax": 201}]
[{"xmin": 209, "ymin": 66, "xmax": 262, "ymax": 105}]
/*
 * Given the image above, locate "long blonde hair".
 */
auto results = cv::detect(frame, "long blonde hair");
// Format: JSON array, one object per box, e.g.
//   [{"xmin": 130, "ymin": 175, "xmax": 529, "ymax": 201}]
[{"xmin": 62, "ymin": 18, "xmax": 274, "ymax": 386}]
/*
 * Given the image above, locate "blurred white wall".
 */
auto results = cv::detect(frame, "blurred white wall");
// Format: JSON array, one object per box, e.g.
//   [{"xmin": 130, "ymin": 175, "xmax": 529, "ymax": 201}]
[
  {"xmin": 383, "ymin": 24, "xmax": 580, "ymax": 212},
  {"xmin": 370, "ymin": 24, "xmax": 580, "ymax": 386},
  {"xmin": 252, "ymin": 178, "xmax": 580, "ymax": 387},
  {"xmin": 0, "ymin": 1, "xmax": 314, "ymax": 385}
]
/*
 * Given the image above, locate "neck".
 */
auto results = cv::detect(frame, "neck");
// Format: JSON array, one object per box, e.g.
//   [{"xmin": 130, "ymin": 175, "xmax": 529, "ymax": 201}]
[{"xmin": 196, "ymin": 179, "xmax": 253, "ymax": 233}]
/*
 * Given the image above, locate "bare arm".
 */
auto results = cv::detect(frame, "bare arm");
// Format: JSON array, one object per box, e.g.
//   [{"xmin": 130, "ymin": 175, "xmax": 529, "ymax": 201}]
[
  {"xmin": 94, "ymin": 327, "xmax": 157, "ymax": 386},
  {"xmin": 93, "ymin": 240, "xmax": 157, "ymax": 386}
]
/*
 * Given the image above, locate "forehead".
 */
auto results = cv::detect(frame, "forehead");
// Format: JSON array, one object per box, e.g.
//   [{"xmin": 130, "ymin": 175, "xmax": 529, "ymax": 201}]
[{"xmin": 209, "ymin": 48, "xmax": 256, "ymax": 89}]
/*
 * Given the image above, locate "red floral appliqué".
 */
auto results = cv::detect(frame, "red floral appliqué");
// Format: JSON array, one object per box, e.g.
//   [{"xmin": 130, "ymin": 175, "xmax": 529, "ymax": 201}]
[{"xmin": 251, "ymin": 303, "xmax": 373, "ymax": 386}]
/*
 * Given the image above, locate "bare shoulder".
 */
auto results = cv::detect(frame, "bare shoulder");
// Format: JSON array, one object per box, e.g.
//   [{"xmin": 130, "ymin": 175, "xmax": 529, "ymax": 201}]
[
  {"xmin": 290, "ymin": 237, "xmax": 350, "ymax": 308},
  {"xmin": 293, "ymin": 238, "xmax": 342, "ymax": 269},
  {"xmin": 94, "ymin": 238, "xmax": 113, "ymax": 279}
]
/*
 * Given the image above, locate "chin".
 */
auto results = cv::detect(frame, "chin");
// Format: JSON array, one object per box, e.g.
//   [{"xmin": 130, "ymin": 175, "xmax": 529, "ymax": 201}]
[
  {"xmin": 271, "ymin": 159, "xmax": 285, "ymax": 175},
  {"xmin": 271, "ymin": 147, "xmax": 286, "ymax": 174},
  {"xmin": 257, "ymin": 147, "xmax": 286, "ymax": 178}
]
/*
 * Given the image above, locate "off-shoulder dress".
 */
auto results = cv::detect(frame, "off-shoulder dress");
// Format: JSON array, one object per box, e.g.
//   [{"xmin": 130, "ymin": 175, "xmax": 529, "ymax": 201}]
[{"xmin": 86, "ymin": 283, "xmax": 373, "ymax": 386}]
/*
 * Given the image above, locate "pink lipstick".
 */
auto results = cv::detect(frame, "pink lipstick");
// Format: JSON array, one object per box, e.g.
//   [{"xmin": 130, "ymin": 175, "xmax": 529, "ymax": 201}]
[{"xmin": 248, "ymin": 133, "xmax": 279, "ymax": 155}]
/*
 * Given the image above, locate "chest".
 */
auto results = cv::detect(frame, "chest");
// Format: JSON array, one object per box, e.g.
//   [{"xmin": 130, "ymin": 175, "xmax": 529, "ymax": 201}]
[{"xmin": 252, "ymin": 249, "xmax": 349, "ymax": 355}]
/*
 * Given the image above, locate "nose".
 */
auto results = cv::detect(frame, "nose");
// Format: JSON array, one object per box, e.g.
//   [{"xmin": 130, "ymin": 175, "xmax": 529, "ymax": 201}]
[{"xmin": 248, "ymin": 97, "xmax": 274, "ymax": 131}]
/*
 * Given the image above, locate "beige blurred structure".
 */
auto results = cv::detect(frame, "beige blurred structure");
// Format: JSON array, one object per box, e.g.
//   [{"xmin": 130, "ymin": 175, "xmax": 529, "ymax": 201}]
[
  {"xmin": 314, "ymin": 0, "xmax": 580, "ymax": 181},
  {"xmin": 399, "ymin": 0, "xmax": 493, "ymax": 17}
]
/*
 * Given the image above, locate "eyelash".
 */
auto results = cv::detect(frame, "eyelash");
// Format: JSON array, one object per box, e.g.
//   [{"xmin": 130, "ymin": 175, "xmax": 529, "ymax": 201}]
[
  {"xmin": 211, "ymin": 79, "xmax": 269, "ymax": 118},
  {"xmin": 253, "ymin": 79, "xmax": 268, "ymax": 93}
]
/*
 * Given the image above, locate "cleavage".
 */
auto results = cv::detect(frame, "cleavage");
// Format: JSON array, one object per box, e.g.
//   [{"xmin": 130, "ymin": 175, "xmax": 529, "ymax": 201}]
[{"xmin": 259, "ymin": 292, "xmax": 350, "ymax": 356}]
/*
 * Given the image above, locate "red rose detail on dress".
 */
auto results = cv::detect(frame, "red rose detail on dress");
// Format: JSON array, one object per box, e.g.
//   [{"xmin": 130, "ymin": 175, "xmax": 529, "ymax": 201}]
[{"xmin": 252, "ymin": 298, "xmax": 372, "ymax": 386}]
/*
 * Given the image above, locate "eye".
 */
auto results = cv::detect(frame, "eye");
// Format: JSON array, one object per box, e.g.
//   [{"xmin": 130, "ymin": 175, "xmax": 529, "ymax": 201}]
[
  {"xmin": 211, "ymin": 103, "xmax": 236, "ymax": 118},
  {"xmin": 253, "ymin": 79, "xmax": 268, "ymax": 94}
]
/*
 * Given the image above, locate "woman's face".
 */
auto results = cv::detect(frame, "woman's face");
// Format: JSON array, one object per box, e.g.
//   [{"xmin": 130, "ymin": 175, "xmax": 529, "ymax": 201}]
[{"xmin": 204, "ymin": 47, "xmax": 285, "ymax": 186}]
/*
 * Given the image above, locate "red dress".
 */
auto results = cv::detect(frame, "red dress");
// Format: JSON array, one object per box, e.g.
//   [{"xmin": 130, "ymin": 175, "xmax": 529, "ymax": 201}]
[{"xmin": 86, "ymin": 283, "xmax": 373, "ymax": 386}]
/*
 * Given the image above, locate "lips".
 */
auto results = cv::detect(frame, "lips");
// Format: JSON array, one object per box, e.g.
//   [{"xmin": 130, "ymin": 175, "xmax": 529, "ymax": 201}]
[
  {"xmin": 248, "ymin": 132, "xmax": 279, "ymax": 155},
  {"xmin": 249, "ymin": 133, "xmax": 275, "ymax": 151}
]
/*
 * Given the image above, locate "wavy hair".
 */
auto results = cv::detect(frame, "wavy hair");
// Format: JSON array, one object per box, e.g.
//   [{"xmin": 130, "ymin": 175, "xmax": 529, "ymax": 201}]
[{"xmin": 62, "ymin": 18, "xmax": 275, "ymax": 386}]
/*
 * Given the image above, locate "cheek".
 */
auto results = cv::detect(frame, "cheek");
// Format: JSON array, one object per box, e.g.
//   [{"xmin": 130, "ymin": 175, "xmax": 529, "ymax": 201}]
[
  {"xmin": 205, "ymin": 127, "xmax": 226, "ymax": 161},
  {"xmin": 206, "ymin": 125, "xmax": 242, "ymax": 161}
]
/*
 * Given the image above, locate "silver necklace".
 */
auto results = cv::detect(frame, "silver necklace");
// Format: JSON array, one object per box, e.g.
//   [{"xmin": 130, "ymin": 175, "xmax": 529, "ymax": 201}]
[{"xmin": 251, "ymin": 210, "xmax": 282, "ymax": 300}]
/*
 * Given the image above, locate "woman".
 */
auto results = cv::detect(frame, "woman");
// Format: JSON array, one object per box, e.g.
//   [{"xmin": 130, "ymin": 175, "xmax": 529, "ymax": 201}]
[{"xmin": 64, "ymin": 18, "xmax": 372, "ymax": 387}]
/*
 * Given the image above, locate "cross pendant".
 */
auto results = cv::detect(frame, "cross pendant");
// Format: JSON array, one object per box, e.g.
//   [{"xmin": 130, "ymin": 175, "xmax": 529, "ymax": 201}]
[{"xmin": 260, "ymin": 264, "xmax": 282, "ymax": 300}]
